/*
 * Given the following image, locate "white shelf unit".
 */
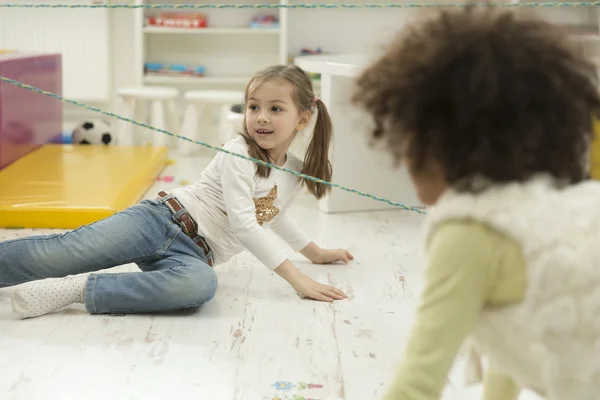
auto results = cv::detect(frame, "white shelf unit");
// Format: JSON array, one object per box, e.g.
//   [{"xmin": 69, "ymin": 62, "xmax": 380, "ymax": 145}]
[
  {"xmin": 132, "ymin": 0, "xmax": 288, "ymax": 88},
  {"xmin": 123, "ymin": 0, "xmax": 600, "ymax": 99}
]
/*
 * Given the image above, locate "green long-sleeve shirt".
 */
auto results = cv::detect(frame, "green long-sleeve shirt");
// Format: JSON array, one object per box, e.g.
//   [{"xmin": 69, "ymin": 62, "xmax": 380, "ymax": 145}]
[{"xmin": 382, "ymin": 220, "xmax": 527, "ymax": 400}]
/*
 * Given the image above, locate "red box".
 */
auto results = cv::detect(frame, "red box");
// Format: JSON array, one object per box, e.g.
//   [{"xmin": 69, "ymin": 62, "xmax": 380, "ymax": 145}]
[
  {"xmin": 0, "ymin": 51, "xmax": 62, "ymax": 169},
  {"xmin": 146, "ymin": 13, "xmax": 207, "ymax": 29}
]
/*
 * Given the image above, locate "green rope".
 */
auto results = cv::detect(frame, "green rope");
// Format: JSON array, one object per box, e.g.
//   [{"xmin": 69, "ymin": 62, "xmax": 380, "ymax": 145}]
[
  {"xmin": 0, "ymin": 76, "xmax": 427, "ymax": 215},
  {"xmin": 0, "ymin": 2, "xmax": 598, "ymax": 8}
]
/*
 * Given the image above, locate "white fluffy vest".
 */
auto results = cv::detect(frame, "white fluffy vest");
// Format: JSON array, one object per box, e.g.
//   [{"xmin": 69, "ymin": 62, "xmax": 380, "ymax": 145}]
[{"xmin": 422, "ymin": 175, "xmax": 600, "ymax": 400}]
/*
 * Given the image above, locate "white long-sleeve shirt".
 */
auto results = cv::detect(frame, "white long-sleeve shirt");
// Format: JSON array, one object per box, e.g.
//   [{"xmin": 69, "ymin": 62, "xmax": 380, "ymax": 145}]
[{"xmin": 169, "ymin": 136, "xmax": 312, "ymax": 269}]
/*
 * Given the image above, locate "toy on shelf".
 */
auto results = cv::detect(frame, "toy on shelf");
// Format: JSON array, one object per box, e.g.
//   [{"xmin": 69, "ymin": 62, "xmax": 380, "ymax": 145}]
[
  {"xmin": 144, "ymin": 62, "xmax": 206, "ymax": 78},
  {"xmin": 249, "ymin": 15, "xmax": 279, "ymax": 29},
  {"xmin": 146, "ymin": 13, "xmax": 207, "ymax": 29},
  {"xmin": 290, "ymin": 48, "xmax": 327, "ymax": 81},
  {"xmin": 300, "ymin": 47, "xmax": 324, "ymax": 56}
]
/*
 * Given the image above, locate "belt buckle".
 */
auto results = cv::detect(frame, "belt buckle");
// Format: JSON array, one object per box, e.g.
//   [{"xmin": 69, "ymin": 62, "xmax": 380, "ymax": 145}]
[{"xmin": 179, "ymin": 213, "xmax": 195, "ymax": 236}]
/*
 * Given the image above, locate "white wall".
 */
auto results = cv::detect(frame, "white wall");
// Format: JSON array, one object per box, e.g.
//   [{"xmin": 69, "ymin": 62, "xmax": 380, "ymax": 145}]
[
  {"xmin": 0, "ymin": 0, "xmax": 110, "ymax": 102},
  {"xmin": 62, "ymin": 1, "xmax": 139, "ymax": 129}
]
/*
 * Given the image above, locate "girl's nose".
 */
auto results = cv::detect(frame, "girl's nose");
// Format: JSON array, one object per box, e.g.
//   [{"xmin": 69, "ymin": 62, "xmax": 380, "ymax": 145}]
[{"xmin": 257, "ymin": 113, "xmax": 268, "ymax": 123}]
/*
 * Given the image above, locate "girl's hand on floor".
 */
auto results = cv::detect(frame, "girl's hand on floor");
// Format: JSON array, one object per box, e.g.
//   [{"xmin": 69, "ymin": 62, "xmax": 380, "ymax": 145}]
[
  {"xmin": 291, "ymin": 273, "xmax": 347, "ymax": 302},
  {"xmin": 312, "ymin": 248, "xmax": 354, "ymax": 265},
  {"xmin": 300, "ymin": 242, "xmax": 354, "ymax": 265},
  {"xmin": 274, "ymin": 259, "xmax": 347, "ymax": 302}
]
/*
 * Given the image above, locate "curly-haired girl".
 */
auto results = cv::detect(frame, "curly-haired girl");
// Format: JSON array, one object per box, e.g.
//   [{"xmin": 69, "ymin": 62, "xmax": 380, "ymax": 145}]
[{"xmin": 353, "ymin": 4, "xmax": 600, "ymax": 400}]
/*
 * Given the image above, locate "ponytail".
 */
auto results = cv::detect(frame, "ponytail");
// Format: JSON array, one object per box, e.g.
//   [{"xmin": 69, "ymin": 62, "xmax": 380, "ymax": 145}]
[{"xmin": 300, "ymin": 98, "xmax": 333, "ymax": 199}]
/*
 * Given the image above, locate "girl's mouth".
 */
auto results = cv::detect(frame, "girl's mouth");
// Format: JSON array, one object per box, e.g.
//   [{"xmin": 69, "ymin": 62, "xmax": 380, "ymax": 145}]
[{"xmin": 256, "ymin": 129, "xmax": 273, "ymax": 135}]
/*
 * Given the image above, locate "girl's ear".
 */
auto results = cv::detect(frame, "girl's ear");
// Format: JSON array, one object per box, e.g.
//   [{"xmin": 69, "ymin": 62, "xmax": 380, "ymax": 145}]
[{"xmin": 295, "ymin": 110, "xmax": 312, "ymax": 132}]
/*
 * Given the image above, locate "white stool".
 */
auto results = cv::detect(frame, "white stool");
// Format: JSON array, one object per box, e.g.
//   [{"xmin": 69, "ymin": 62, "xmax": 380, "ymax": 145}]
[
  {"xmin": 180, "ymin": 90, "xmax": 244, "ymax": 155},
  {"xmin": 227, "ymin": 104, "xmax": 245, "ymax": 139},
  {"xmin": 115, "ymin": 86, "xmax": 180, "ymax": 148}
]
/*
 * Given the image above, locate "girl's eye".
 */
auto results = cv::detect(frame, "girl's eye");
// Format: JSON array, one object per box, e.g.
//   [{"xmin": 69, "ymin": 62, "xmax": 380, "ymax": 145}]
[
  {"xmin": 272, "ymin": 106, "xmax": 282, "ymax": 112},
  {"xmin": 248, "ymin": 105, "xmax": 258, "ymax": 111}
]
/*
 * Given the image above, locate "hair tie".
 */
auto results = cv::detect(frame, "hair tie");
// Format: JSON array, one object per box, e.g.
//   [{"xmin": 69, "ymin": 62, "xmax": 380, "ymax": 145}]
[{"xmin": 311, "ymin": 96, "xmax": 319, "ymax": 108}]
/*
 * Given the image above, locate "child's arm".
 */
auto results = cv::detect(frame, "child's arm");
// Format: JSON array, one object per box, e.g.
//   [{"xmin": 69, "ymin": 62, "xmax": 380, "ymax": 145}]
[
  {"xmin": 380, "ymin": 220, "xmax": 524, "ymax": 400},
  {"xmin": 269, "ymin": 207, "xmax": 312, "ymax": 254},
  {"xmin": 270, "ymin": 210, "xmax": 353, "ymax": 264},
  {"xmin": 219, "ymin": 148, "xmax": 346, "ymax": 301},
  {"xmin": 219, "ymin": 148, "xmax": 291, "ymax": 270}
]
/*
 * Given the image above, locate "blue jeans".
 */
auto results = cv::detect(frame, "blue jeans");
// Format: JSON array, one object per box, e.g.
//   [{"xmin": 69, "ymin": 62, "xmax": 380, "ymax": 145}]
[{"xmin": 0, "ymin": 198, "xmax": 218, "ymax": 314}]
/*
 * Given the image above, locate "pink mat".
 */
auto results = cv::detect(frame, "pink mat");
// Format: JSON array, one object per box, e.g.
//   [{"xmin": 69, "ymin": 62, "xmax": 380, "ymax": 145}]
[{"xmin": 0, "ymin": 51, "xmax": 62, "ymax": 170}]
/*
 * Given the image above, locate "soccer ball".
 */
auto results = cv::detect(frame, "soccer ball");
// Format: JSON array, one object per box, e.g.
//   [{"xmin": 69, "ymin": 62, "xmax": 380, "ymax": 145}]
[{"xmin": 72, "ymin": 119, "xmax": 113, "ymax": 145}]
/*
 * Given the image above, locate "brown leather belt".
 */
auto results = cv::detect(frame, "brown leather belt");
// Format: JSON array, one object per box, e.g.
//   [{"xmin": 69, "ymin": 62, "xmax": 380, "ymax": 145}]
[{"xmin": 156, "ymin": 191, "xmax": 213, "ymax": 267}]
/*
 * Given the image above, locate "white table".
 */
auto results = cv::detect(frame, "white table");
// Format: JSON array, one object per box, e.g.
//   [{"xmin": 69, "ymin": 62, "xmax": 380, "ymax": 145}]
[{"xmin": 294, "ymin": 54, "xmax": 422, "ymax": 213}]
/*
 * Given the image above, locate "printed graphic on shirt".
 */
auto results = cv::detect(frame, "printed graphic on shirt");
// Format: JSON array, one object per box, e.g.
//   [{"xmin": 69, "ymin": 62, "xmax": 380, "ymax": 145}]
[{"xmin": 254, "ymin": 184, "xmax": 279, "ymax": 225}]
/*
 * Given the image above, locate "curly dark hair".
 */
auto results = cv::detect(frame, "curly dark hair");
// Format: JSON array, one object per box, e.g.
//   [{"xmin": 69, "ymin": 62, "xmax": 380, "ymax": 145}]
[{"xmin": 352, "ymin": 5, "xmax": 600, "ymax": 190}]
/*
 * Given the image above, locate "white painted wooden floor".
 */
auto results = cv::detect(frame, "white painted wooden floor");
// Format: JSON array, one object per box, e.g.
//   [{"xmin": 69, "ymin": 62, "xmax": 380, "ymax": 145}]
[{"xmin": 0, "ymin": 151, "xmax": 542, "ymax": 400}]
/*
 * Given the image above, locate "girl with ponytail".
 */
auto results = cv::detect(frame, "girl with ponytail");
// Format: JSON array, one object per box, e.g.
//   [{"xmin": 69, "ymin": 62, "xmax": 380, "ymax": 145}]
[{"xmin": 0, "ymin": 64, "xmax": 353, "ymax": 320}]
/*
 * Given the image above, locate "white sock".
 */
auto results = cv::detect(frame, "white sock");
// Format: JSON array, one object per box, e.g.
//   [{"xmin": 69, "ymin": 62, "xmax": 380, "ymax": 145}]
[{"xmin": 12, "ymin": 275, "xmax": 88, "ymax": 319}]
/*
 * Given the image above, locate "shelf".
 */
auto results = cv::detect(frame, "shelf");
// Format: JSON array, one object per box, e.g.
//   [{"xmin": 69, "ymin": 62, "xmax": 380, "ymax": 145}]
[
  {"xmin": 143, "ymin": 27, "xmax": 280, "ymax": 35},
  {"xmin": 562, "ymin": 25, "xmax": 600, "ymax": 42},
  {"xmin": 135, "ymin": 0, "xmax": 290, "ymax": 85},
  {"xmin": 571, "ymin": 33, "xmax": 600, "ymax": 42},
  {"xmin": 144, "ymin": 74, "xmax": 321, "ymax": 91},
  {"xmin": 143, "ymin": 75, "xmax": 251, "ymax": 84}
]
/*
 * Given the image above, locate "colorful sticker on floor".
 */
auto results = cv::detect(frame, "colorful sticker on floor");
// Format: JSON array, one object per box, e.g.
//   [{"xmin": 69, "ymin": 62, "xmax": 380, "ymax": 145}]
[
  {"xmin": 271, "ymin": 381, "xmax": 323, "ymax": 391},
  {"xmin": 156, "ymin": 175, "xmax": 174, "ymax": 182},
  {"xmin": 266, "ymin": 395, "xmax": 321, "ymax": 400},
  {"xmin": 297, "ymin": 382, "xmax": 323, "ymax": 390}
]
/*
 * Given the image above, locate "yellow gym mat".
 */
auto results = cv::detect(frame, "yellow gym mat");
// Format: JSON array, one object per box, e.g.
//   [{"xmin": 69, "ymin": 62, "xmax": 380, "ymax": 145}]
[
  {"xmin": 592, "ymin": 118, "xmax": 600, "ymax": 180},
  {"xmin": 0, "ymin": 144, "xmax": 168, "ymax": 229}
]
